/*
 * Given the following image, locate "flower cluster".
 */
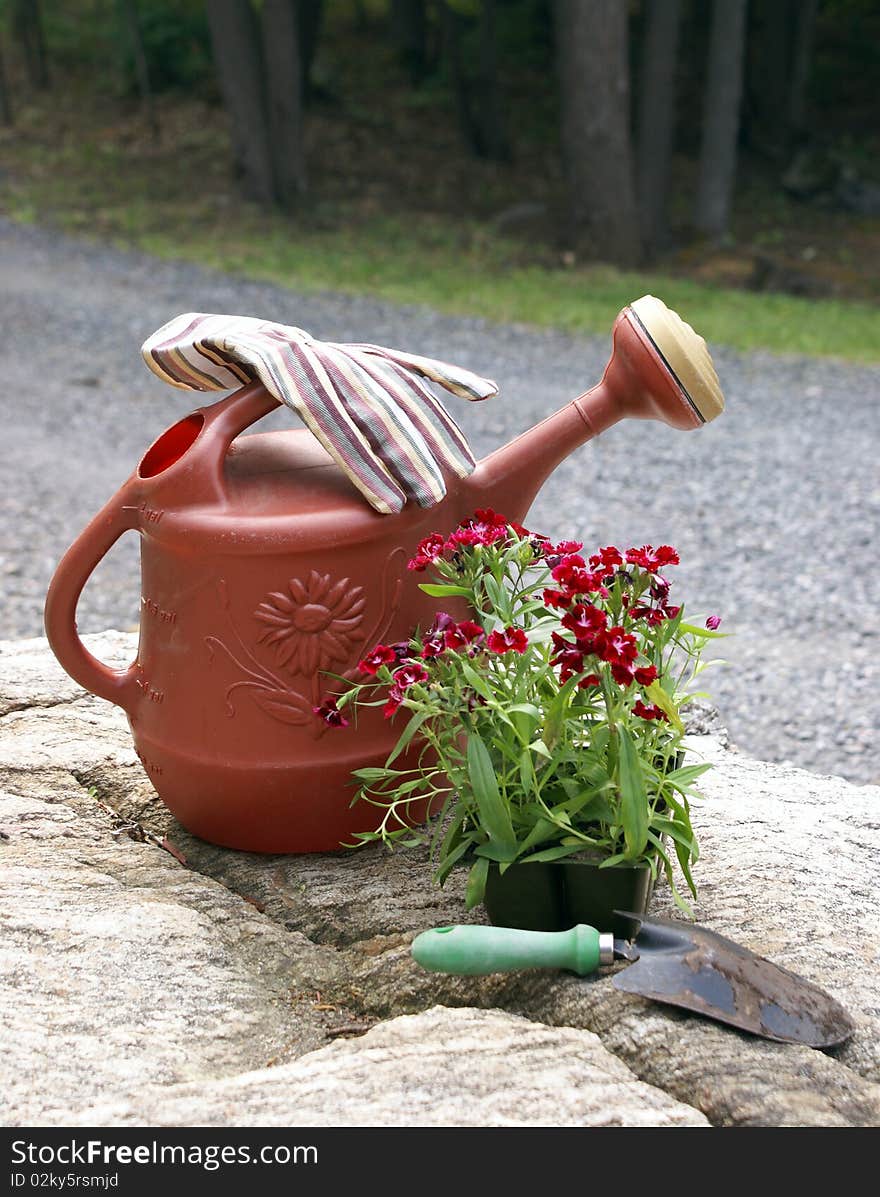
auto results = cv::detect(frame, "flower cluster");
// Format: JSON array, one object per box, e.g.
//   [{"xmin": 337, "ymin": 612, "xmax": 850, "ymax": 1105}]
[
  {"xmin": 317, "ymin": 611, "xmax": 529, "ymax": 725},
  {"xmin": 315, "ymin": 512, "xmax": 719, "ymax": 735},
  {"xmin": 538, "ymin": 543, "xmax": 686, "ymax": 710},
  {"xmin": 407, "ymin": 507, "xmax": 528, "ymax": 571},
  {"xmin": 321, "ymin": 511, "xmax": 721, "ymax": 915}
]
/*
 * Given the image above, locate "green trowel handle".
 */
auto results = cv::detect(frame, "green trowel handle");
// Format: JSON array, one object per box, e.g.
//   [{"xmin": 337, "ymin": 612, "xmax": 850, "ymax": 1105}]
[{"xmin": 411, "ymin": 924, "xmax": 603, "ymax": 977}]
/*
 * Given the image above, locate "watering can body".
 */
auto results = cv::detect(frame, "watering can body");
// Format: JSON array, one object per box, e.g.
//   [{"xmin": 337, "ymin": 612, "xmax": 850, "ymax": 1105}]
[{"xmin": 44, "ymin": 299, "xmax": 722, "ymax": 852}]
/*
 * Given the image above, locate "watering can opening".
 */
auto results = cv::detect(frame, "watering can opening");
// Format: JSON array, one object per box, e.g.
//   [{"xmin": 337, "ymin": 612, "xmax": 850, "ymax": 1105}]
[{"xmin": 138, "ymin": 412, "xmax": 206, "ymax": 479}]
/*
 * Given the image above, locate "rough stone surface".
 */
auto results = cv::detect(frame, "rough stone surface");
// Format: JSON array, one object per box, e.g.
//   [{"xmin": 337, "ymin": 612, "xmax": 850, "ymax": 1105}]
[
  {"xmin": 68, "ymin": 1007, "xmax": 708, "ymax": 1128},
  {"xmin": 0, "ymin": 777, "xmax": 345, "ymax": 1127},
  {"xmin": 2, "ymin": 633, "xmax": 879, "ymax": 1127}
]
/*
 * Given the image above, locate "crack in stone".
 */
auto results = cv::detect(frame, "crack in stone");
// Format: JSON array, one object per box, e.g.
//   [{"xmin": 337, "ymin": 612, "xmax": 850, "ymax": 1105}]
[{"xmin": 0, "ymin": 694, "xmax": 92, "ymax": 719}]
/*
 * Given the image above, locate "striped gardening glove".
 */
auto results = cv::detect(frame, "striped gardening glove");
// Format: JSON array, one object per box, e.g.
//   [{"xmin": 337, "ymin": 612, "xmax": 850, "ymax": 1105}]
[{"xmin": 141, "ymin": 312, "xmax": 497, "ymax": 514}]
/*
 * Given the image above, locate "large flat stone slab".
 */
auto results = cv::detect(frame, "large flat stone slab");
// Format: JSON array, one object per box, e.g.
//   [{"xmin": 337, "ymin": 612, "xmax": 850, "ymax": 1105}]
[
  {"xmin": 2, "ymin": 633, "xmax": 879, "ymax": 1126},
  {"xmin": 68, "ymin": 1007, "xmax": 709, "ymax": 1127}
]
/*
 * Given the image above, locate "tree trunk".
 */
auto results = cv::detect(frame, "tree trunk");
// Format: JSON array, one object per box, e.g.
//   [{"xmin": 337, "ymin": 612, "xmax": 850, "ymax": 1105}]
[
  {"xmin": 297, "ymin": 0, "xmax": 324, "ymax": 100},
  {"xmin": 475, "ymin": 0, "xmax": 511, "ymax": 162},
  {"xmin": 554, "ymin": 0, "xmax": 641, "ymax": 266},
  {"xmin": 12, "ymin": 0, "xmax": 50, "ymax": 90},
  {"xmin": 390, "ymin": 0, "xmax": 427, "ymax": 84},
  {"xmin": 787, "ymin": 0, "xmax": 819, "ymax": 138},
  {"xmin": 747, "ymin": 0, "xmax": 792, "ymax": 158},
  {"xmin": 636, "ymin": 0, "xmax": 681, "ymax": 256},
  {"xmin": 440, "ymin": 1, "xmax": 510, "ymax": 161},
  {"xmin": 206, "ymin": 0, "xmax": 275, "ymax": 205},
  {"xmin": 695, "ymin": 0, "xmax": 748, "ymax": 240},
  {"xmin": 262, "ymin": 0, "xmax": 307, "ymax": 205},
  {"xmin": 0, "ymin": 36, "xmax": 13, "ymax": 126},
  {"xmin": 440, "ymin": 2, "xmax": 478, "ymax": 156},
  {"xmin": 120, "ymin": 0, "xmax": 159, "ymax": 141}
]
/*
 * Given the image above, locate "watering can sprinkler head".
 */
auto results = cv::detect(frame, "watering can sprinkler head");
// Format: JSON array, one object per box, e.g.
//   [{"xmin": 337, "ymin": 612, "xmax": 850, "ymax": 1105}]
[
  {"xmin": 465, "ymin": 294, "xmax": 725, "ymax": 520},
  {"xmin": 623, "ymin": 295, "xmax": 724, "ymax": 427}
]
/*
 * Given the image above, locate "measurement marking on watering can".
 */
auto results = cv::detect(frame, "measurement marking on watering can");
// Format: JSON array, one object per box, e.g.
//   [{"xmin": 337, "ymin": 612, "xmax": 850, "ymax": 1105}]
[
  {"xmin": 135, "ymin": 676, "xmax": 165, "ymax": 704},
  {"xmin": 135, "ymin": 749, "xmax": 164, "ymax": 777},
  {"xmin": 141, "ymin": 596, "xmax": 177, "ymax": 624},
  {"xmin": 139, "ymin": 501, "xmax": 165, "ymax": 525}
]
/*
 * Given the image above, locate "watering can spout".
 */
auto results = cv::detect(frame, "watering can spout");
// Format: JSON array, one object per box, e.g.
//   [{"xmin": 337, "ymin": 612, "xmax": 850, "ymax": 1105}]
[{"xmin": 461, "ymin": 295, "xmax": 724, "ymax": 524}]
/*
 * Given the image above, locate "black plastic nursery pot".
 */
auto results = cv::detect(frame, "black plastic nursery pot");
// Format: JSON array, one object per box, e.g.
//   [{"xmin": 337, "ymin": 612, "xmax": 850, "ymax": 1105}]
[{"xmin": 482, "ymin": 859, "xmax": 654, "ymax": 940}]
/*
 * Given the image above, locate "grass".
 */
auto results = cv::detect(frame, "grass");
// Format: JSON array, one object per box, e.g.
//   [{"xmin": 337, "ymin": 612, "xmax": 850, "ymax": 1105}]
[
  {"xmin": 137, "ymin": 212, "xmax": 880, "ymax": 362},
  {"xmin": 2, "ymin": 80, "xmax": 879, "ymax": 363}
]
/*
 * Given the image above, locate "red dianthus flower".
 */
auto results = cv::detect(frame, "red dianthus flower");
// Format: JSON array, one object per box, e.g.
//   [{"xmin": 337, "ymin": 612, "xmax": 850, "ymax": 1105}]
[
  {"xmin": 444, "ymin": 620, "xmax": 485, "ymax": 651},
  {"xmin": 625, "ymin": 545, "xmax": 680, "ymax": 573},
  {"xmin": 358, "ymin": 644, "xmax": 397, "ymax": 675},
  {"xmin": 407, "ymin": 532, "xmax": 446, "ymax": 572},
  {"xmin": 487, "ymin": 627, "xmax": 528, "ymax": 655},
  {"xmin": 633, "ymin": 700, "xmax": 669, "ymax": 722},
  {"xmin": 312, "ymin": 697, "xmax": 349, "ymax": 727},
  {"xmin": 392, "ymin": 662, "xmax": 429, "ymax": 689},
  {"xmin": 561, "ymin": 603, "xmax": 607, "ymax": 641},
  {"xmin": 588, "ymin": 545, "xmax": 623, "ymax": 572}
]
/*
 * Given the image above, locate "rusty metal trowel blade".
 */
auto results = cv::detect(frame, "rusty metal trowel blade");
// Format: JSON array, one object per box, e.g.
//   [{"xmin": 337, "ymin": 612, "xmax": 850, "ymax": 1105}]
[{"xmin": 612, "ymin": 914, "xmax": 854, "ymax": 1048}]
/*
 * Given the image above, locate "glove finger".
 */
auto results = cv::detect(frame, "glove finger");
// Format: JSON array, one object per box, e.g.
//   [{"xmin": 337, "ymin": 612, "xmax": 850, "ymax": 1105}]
[
  {"xmin": 332, "ymin": 345, "xmax": 475, "ymax": 484},
  {"xmin": 314, "ymin": 345, "xmax": 446, "ymax": 507},
  {"xmin": 341, "ymin": 343, "xmax": 498, "ymax": 402},
  {"xmin": 229, "ymin": 328, "xmax": 408, "ymax": 514}
]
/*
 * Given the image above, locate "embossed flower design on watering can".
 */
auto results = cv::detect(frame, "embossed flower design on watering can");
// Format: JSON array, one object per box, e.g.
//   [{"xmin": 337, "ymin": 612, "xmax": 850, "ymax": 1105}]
[{"xmin": 254, "ymin": 571, "xmax": 366, "ymax": 676}]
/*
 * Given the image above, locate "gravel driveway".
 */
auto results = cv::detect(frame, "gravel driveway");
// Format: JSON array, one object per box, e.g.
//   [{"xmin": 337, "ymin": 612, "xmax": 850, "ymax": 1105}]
[{"xmin": 1, "ymin": 219, "xmax": 877, "ymax": 784}]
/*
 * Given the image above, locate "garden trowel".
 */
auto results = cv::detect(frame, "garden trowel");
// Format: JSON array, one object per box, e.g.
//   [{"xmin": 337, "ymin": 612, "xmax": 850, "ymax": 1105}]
[{"xmin": 411, "ymin": 914, "xmax": 854, "ymax": 1049}]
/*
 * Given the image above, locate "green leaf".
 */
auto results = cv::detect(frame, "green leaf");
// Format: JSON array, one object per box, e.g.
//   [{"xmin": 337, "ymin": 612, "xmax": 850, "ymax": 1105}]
[
  {"xmin": 466, "ymin": 733, "xmax": 517, "ymax": 859},
  {"xmin": 597, "ymin": 852, "xmax": 630, "ymax": 869},
  {"xmin": 419, "ymin": 583, "xmax": 473, "ymax": 597},
  {"xmin": 564, "ymin": 787, "xmax": 615, "ymax": 821},
  {"xmin": 430, "ymin": 792, "xmax": 460, "ymax": 856},
  {"xmin": 525, "ymin": 619, "xmax": 561, "ymax": 645},
  {"xmin": 509, "ymin": 702, "xmax": 540, "ymax": 744},
  {"xmin": 672, "ymin": 834, "xmax": 698, "ymax": 900},
  {"xmin": 663, "ymin": 762, "xmax": 713, "ymax": 789},
  {"xmin": 518, "ymin": 747, "xmax": 536, "ymax": 795},
  {"xmin": 483, "ymin": 574, "xmax": 510, "ymax": 617},
  {"xmin": 652, "ymin": 817, "xmax": 698, "ymax": 855},
  {"xmin": 386, "ymin": 710, "xmax": 428, "ymax": 766},
  {"xmin": 591, "ymin": 718, "xmax": 613, "ymax": 756},
  {"xmin": 518, "ymin": 843, "xmax": 585, "ymax": 864},
  {"xmin": 460, "ymin": 659, "xmax": 495, "ymax": 702},
  {"xmin": 434, "ymin": 839, "xmax": 476, "ymax": 886},
  {"xmin": 677, "ymin": 622, "xmax": 727, "ymax": 639},
  {"xmin": 351, "ymin": 766, "xmax": 392, "ymax": 783},
  {"xmin": 644, "ymin": 681, "xmax": 685, "ymax": 733},
  {"xmin": 617, "ymin": 726, "xmax": 649, "ymax": 860},
  {"xmin": 544, "ymin": 674, "xmax": 579, "ymax": 748},
  {"xmin": 516, "ymin": 816, "xmax": 558, "ymax": 856},
  {"xmin": 465, "ymin": 856, "xmax": 490, "ymax": 909},
  {"xmin": 508, "ymin": 702, "xmax": 541, "ymax": 720},
  {"xmin": 447, "ymin": 0, "xmax": 480, "ymax": 17},
  {"xmin": 529, "ymin": 738, "xmax": 552, "ymax": 759},
  {"xmin": 474, "ymin": 841, "xmax": 527, "ymax": 863},
  {"xmin": 647, "ymin": 831, "xmax": 695, "ymax": 913}
]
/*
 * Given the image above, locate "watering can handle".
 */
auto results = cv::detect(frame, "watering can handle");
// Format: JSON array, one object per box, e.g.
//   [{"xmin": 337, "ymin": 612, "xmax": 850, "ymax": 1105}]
[
  {"xmin": 43, "ymin": 384, "xmax": 280, "ymax": 710},
  {"xmin": 43, "ymin": 484, "xmax": 142, "ymax": 712}
]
